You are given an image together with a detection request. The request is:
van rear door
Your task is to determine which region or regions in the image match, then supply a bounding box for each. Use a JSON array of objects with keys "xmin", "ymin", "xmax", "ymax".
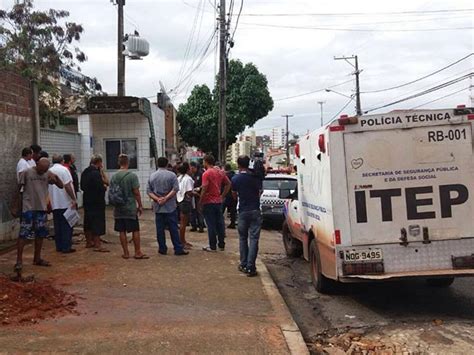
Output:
[{"xmin": 344, "ymin": 123, "xmax": 474, "ymax": 245}]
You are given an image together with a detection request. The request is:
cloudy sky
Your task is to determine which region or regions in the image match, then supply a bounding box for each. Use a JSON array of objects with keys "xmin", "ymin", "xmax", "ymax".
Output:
[{"xmin": 7, "ymin": 0, "xmax": 473, "ymax": 136}]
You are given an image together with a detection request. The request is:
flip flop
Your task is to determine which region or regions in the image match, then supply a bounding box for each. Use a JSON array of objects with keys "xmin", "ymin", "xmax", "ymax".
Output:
[
  {"xmin": 93, "ymin": 248, "xmax": 110, "ymax": 253},
  {"xmin": 33, "ymin": 259, "xmax": 51, "ymax": 267},
  {"xmin": 134, "ymin": 254, "xmax": 150, "ymax": 260}
]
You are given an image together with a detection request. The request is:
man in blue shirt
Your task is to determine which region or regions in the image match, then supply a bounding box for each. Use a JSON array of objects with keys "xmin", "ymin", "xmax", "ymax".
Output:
[
  {"xmin": 147, "ymin": 157, "xmax": 188, "ymax": 256},
  {"xmin": 231, "ymin": 155, "xmax": 263, "ymax": 277}
]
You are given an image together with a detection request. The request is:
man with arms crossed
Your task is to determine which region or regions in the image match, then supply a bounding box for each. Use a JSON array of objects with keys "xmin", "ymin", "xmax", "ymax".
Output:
[{"xmin": 199, "ymin": 155, "xmax": 231, "ymax": 252}]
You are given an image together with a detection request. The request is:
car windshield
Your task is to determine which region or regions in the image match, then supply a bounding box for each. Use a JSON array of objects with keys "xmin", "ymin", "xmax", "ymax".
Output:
[{"xmin": 262, "ymin": 178, "xmax": 297, "ymax": 191}]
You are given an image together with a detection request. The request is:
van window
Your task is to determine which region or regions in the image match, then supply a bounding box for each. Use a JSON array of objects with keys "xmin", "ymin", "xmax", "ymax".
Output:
[{"xmin": 263, "ymin": 179, "xmax": 297, "ymax": 191}]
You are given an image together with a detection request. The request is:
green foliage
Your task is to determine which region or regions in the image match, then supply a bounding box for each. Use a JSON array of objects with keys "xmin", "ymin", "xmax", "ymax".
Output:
[
  {"xmin": 0, "ymin": 1, "xmax": 101, "ymax": 107},
  {"xmin": 177, "ymin": 60, "xmax": 273, "ymax": 156}
]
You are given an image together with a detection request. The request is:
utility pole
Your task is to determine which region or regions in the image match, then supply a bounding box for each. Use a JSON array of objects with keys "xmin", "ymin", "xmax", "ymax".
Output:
[
  {"xmin": 334, "ymin": 55, "xmax": 362, "ymax": 116},
  {"xmin": 117, "ymin": 0, "xmax": 125, "ymax": 96},
  {"xmin": 282, "ymin": 114, "xmax": 293, "ymax": 167},
  {"xmin": 317, "ymin": 101, "xmax": 325, "ymax": 127},
  {"xmin": 218, "ymin": 0, "xmax": 227, "ymax": 163}
]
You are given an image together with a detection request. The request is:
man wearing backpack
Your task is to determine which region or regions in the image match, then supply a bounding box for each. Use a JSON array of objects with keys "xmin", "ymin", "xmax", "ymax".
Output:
[{"xmin": 110, "ymin": 154, "xmax": 147, "ymax": 260}]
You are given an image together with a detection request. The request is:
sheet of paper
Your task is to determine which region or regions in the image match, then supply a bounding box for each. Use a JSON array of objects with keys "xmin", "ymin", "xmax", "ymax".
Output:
[{"xmin": 63, "ymin": 207, "xmax": 80, "ymax": 228}]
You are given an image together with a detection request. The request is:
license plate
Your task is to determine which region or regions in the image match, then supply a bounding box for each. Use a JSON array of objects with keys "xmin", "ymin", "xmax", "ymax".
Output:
[{"xmin": 343, "ymin": 249, "xmax": 383, "ymax": 262}]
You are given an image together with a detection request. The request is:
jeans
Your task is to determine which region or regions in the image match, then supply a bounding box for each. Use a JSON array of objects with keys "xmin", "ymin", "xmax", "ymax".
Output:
[
  {"xmin": 155, "ymin": 210, "xmax": 184, "ymax": 254},
  {"xmin": 202, "ymin": 203, "xmax": 226, "ymax": 250},
  {"xmin": 191, "ymin": 207, "xmax": 205, "ymax": 229},
  {"xmin": 223, "ymin": 198, "xmax": 237, "ymax": 226},
  {"xmin": 238, "ymin": 210, "xmax": 262, "ymax": 272},
  {"xmin": 53, "ymin": 208, "xmax": 73, "ymax": 252}
]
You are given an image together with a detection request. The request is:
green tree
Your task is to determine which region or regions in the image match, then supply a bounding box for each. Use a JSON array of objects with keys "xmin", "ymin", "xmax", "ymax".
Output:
[
  {"xmin": 177, "ymin": 60, "xmax": 273, "ymax": 156},
  {"xmin": 0, "ymin": 0, "xmax": 101, "ymax": 122}
]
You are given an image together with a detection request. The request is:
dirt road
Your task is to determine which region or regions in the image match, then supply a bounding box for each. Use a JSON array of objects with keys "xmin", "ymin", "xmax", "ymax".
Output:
[
  {"xmin": 0, "ymin": 211, "xmax": 293, "ymax": 353},
  {"xmin": 261, "ymin": 228, "xmax": 474, "ymax": 354}
]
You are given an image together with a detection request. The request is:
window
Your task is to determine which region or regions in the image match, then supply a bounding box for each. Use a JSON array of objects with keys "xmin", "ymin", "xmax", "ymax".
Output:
[
  {"xmin": 262, "ymin": 178, "xmax": 297, "ymax": 191},
  {"xmin": 105, "ymin": 139, "xmax": 138, "ymax": 170}
]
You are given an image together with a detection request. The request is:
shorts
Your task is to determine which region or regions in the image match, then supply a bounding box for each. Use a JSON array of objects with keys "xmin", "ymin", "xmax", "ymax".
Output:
[
  {"xmin": 114, "ymin": 218, "xmax": 140, "ymax": 233},
  {"xmin": 179, "ymin": 200, "xmax": 192, "ymax": 215},
  {"xmin": 19, "ymin": 211, "xmax": 49, "ymax": 240},
  {"xmin": 84, "ymin": 208, "xmax": 106, "ymax": 236}
]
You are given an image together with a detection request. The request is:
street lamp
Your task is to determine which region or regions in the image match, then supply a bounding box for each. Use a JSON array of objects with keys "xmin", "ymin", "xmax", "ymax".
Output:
[{"xmin": 325, "ymin": 88, "xmax": 354, "ymax": 100}]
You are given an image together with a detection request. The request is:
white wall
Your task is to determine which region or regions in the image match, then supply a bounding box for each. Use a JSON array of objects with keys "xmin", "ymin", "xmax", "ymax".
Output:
[
  {"xmin": 151, "ymin": 103, "xmax": 165, "ymax": 158},
  {"xmin": 88, "ymin": 113, "xmax": 153, "ymax": 208}
]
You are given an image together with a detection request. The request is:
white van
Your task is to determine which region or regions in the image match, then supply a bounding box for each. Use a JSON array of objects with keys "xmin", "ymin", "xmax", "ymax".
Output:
[{"xmin": 282, "ymin": 107, "xmax": 474, "ymax": 293}]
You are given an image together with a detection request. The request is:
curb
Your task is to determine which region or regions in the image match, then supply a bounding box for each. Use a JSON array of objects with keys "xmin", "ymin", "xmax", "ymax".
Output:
[{"xmin": 257, "ymin": 259, "xmax": 310, "ymax": 355}]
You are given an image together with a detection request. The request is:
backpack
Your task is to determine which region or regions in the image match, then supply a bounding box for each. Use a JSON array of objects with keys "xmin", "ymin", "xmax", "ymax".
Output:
[
  {"xmin": 249, "ymin": 158, "xmax": 266, "ymax": 180},
  {"xmin": 108, "ymin": 172, "xmax": 130, "ymax": 206}
]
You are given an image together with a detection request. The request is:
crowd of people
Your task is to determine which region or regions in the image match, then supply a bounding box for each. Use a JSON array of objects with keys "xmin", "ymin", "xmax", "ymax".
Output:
[{"xmin": 13, "ymin": 145, "xmax": 263, "ymax": 277}]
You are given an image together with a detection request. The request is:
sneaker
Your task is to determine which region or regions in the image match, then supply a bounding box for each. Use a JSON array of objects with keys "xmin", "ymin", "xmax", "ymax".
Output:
[
  {"xmin": 190, "ymin": 228, "xmax": 198, "ymax": 232},
  {"xmin": 198, "ymin": 229, "xmax": 205, "ymax": 233},
  {"xmin": 62, "ymin": 249, "xmax": 76, "ymax": 254},
  {"xmin": 238, "ymin": 265, "xmax": 248, "ymax": 274},
  {"xmin": 246, "ymin": 270, "xmax": 258, "ymax": 277},
  {"xmin": 202, "ymin": 246, "xmax": 217, "ymax": 252},
  {"xmin": 175, "ymin": 250, "xmax": 189, "ymax": 256},
  {"xmin": 218, "ymin": 247, "xmax": 225, "ymax": 251},
  {"xmin": 158, "ymin": 250, "xmax": 167, "ymax": 255}
]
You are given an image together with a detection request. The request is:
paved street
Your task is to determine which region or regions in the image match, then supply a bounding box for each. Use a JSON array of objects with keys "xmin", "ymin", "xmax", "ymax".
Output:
[
  {"xmin": 261, "ymin": 228, "xmax": 474, "ymax": 354},
  {"xmin": 0, "ymin": 211, "xmax": 294, "ymax": 354}
]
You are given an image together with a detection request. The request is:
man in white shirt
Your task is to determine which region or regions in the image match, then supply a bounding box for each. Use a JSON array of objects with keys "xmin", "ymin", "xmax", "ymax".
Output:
[
  {"xmin": 49, "ymin": 154, "xmax": 78, "ymax": 253},
  {"xmin": 16, "ymin": 147, "xmax": 36, "ymax": 182}
]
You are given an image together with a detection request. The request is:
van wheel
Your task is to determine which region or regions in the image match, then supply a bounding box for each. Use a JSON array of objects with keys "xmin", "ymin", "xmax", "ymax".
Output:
[
  {"xmin": 309, "ymin": 239, "xmax": 333, "ymax": 294},
  {"xmin": 282, "ymin": 221, "xmax": 302, "ymax": 257},
  {"xmin": 426, "ymin": 277, "xmax": 455, "ymax": 288}
]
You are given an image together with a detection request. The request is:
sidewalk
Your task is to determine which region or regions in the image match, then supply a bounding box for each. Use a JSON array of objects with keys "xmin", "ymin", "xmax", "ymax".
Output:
[{"xmin": 0, "ymin": 210, "xmax": 301, "ymax": 353}]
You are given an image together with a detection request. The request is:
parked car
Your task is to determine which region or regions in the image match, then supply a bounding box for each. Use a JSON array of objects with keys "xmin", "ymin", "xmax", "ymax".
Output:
[{"xmin": 260, "ymin": 174, "xmax": 297, "ymax": 227}]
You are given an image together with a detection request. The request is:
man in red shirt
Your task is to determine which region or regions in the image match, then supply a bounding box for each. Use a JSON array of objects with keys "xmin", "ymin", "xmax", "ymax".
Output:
[{"xmin": 199, "ymin": 155, "xmax": 231, "ymax": 251}]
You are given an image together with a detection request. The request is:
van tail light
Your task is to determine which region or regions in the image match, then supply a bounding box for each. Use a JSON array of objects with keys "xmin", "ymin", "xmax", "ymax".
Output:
[
  {"xmin": 338, "ymin": 114, "xmax": 358, "ymax": 125},
  {"xmin": 295, "ymin": 143, "xmax": 300, "ymax": 158},
  {"xmin": 468, "ymin": 114, "xmax": 474, "ymax": 120},
  {"xmin": 334, "ymin": 230, "xmax": 341, "ymax": 244},
  {"xmin": 318, "ymin": 134, "xmax": 326, "ymax": 153}
]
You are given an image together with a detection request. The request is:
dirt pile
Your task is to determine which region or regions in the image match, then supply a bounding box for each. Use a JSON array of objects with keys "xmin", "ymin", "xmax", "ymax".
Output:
[{"xmin": 0, "ymin": 275, "xmax": 78, "ymax": 326}]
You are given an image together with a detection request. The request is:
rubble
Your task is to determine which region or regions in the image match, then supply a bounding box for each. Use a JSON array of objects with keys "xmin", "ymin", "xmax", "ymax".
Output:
[{"xmin": 0, "ymin": 274, "xmax": 78, "ymax": 326}]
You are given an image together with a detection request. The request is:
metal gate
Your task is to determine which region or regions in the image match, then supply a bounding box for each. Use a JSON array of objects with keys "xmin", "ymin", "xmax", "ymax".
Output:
[{"xmin": 40, "ymin": 129, "xmax": 82, "ymax": 172}]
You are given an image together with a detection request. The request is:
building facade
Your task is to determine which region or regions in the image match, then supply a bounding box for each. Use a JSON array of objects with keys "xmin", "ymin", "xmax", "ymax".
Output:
[{"xmin": 271, "ymin": 127, "xmax": 286, "ymax": 149}]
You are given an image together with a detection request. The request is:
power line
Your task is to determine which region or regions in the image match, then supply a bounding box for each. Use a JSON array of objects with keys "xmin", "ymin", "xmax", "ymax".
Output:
[
  {"xmin": 366, "ymin": 67, "xmax": 474, "ymax": 109},
  {"xmin": 362, "ymin": 53, "xmax": 473, "ymax": 93},
  {"xmin": 240, "ymin": 9, "xmax": 474, "ymax": 17},
  {"xmin": 330, "ymin": 98, "xmax": 354, "ymax": 121},
  {"xmin": 364, "ymin": 73, "xmax": 473, "ymax": 113},
  {"xmin": 274, "ymin": 78, "xmax": 354, "ymax": 101},
  {"xmin": 239, "ymin": 22, "xmax": 474, "ymax": 32},
  {"xmin": 171, "ymin": 27, "xmax": 218, "ymax": 95},
  {"xmin": 175, "ymin": 0, "xmax": 204, "ymax": 90},
  {"xmin": 409, "ymin": 86, "xmax": 471, "ymax": 109},
  {"xmin": 229, "ymin": 0, "xmax": 244, "ymax": 44}
]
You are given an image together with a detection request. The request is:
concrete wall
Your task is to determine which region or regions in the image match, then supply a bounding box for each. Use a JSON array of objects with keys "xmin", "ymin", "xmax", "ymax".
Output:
[{"xmin": 0, "ymin": 71, "xmax": 34, "ymax": 242}]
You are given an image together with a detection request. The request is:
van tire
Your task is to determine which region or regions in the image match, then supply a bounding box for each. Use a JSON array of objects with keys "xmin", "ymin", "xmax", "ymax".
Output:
[
  {"xmin": 309, "ymin": 239, "xmax": 333, "ymax": 293},
  {"xmin": 426, "ymin": 277, "xmax": 455, "ymax": 288},
  {"xmin": 282, "ymin": 221, "xmax": 302, "ymax": 257}
]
